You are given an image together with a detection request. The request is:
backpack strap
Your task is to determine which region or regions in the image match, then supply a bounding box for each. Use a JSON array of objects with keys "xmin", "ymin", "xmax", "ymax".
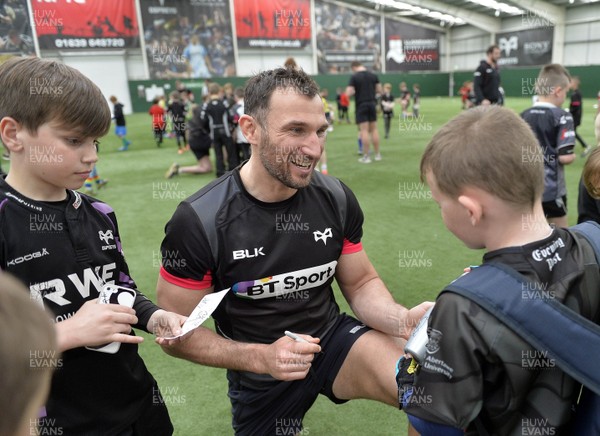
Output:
[
  {"xmin": 571, "ymin": 221, "xmax": 600, "ymax": 262},
  {"xmin": 568, "ymin": 222, "xmax": 600, "ymax": 323},
  {"xmin": 442, "ymin": 261, "xmax": 600, "ymax": 396}
]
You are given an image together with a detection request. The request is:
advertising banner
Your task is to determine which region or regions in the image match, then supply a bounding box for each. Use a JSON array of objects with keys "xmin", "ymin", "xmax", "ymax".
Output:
[
  {"xmin": 496, "ymin": 27, "xmax": 553, "ymax": 68},
  {"xmin": 385, "ymin": 18, "xmax": 440, "ymax": 71},
  {"xmin": 233, "ymin": 0, "xmax": 311, "ymax": 50},
  {"xmin": 32, "ymin": 0, "xmax": 140, "ymax": 51},
  {"xmin": 0, "ymin": 0, "xmax": 35, "ymax": 56},
  {"xmin": 316, "ymin": 0, "xmax": 381, "ymax": 74},
  {"xmin": 140, "ymin": 0, "xmax": 235, "ymax": 79}
]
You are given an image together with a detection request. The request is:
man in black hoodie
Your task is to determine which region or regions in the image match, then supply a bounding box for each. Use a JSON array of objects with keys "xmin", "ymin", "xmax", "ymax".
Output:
[{"xmin": 473, "ymin": 45, "xmax": 501, "ymax": 106}]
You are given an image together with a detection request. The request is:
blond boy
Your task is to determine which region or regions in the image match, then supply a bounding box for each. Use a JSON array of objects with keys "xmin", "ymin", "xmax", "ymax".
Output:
[
  {"xmin": 398, "ymin": 105, "xmax": 595, "ymax": 434},
  {"xmin": 521, "ymin": 64, "xmax": 576, "ymax": 228}
]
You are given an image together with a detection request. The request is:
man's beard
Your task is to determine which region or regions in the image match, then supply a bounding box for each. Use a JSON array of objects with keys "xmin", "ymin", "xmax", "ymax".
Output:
[{"xmin": 258, "ymin": 131, "xmax": 314, "ymax": 190}]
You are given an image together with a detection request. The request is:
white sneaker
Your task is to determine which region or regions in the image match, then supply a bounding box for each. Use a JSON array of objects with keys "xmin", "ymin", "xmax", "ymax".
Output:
[
  {"xmin": 358, "ymin": 155, "xmax": 372, "ymax": 164},
  {"xmin": 374, "ymin": 153, "xmax": 382, "ymax": 161},
  {"xmin": 165, "ymin": 162, "xmax": 180, "ymax": 179}
]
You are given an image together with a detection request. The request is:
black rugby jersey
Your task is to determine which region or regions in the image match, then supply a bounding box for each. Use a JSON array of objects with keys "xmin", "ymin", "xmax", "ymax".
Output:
[
  {"xmin": 473, "ymin": 60, "xmax": 500, "ymax": 104},
  {"xmin": 0, "ymin": 178, "xmax": 160, "ymax": 434},
  {"xmin": 113, "ymin": 102, "xmax": 126, "ymax": 126},
  {"xmin": 406, "ymin": 228, "xmax": 598, "ymax": 434},
  {"xmin": 521, "ymin": 103, "xmax": 575, "ymax": 202},
  {"xmin": 381, "ymin": 92, "xmax": 395, "ymax": 114},
  {"xmin": 201, "ymin": 97, "xmax": 232, "ymax": 139},
  {"xmin": 160, "ymin": 168, "xmax": 363, "ymax": 383},
  {"xmin": 349, "ymin": 70, "xmax": 379, "ymax": 106},
  {"xmin": 569, "ymin": 89, "xmax": 583, "ymax": 127}
]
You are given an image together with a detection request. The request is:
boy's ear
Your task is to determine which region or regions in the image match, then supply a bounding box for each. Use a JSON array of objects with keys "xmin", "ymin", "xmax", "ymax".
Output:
[
  {"xmin": 0, "ymin": 117, "xmax": 24, "ymax": 152},
  {"xmin": 238, "ymin": 114, "xmax": 260, "ymax": 145},
  {"xmin": 554, "ymin": 85, "xmax": 565, "ymax": 97},
  {"xmin": 458, "ymin": 193, "xmax": 483, "ymax": 226}
]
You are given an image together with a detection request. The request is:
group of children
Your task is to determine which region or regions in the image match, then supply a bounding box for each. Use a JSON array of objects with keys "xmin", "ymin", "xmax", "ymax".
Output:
[
  {"xmin": 4, "ymin": 55, "xmax": 600, "ymax": 436},
  {"xmin": 147, "ymin": 91, "xmax": 190, "ymax": 153},
  {"xmin": 164, "ymin": 82, "xmax": 253, "ymax": 179},
  {"xmin": 379, "ymin": 82, "xmax": 421, "ymax": 139},
  {"xmin": 380, "ymin": 82, "xmax": 421, "ymax": 139}
]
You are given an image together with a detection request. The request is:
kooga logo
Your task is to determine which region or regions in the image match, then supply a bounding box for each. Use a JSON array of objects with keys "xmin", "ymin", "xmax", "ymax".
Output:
[{"xmin": 233, "ymin": 247, "xmax": 265, "ymax": 260}]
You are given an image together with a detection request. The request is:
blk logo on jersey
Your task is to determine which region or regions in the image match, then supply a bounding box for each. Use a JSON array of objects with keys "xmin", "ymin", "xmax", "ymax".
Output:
[
  {"xmin": 313, "ymin": 228, "xmax": 332, "ymax": 245},
  {"xmin": 232, "ymin": 247, "xmax": 265, "ymax": 260},
  {"xmin": 99, "ymin": 230, "xmax": 117, "ymax": 251},
  {"xmin": 232, "ymin": 261, "xmax": 337, "ymax": 299}
]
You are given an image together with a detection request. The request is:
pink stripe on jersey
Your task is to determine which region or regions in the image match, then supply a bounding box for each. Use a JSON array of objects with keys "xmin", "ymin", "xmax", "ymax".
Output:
[
  {"xmin": 159, "ymin": 266, "xmax": 212, "ymax": 290},
  {"xmin": 342, "ymin": 239, "xmax": 362, "ymax": 254}
]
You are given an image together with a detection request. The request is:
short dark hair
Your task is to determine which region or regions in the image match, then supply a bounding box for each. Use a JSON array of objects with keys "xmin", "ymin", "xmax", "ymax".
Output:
[
  {"xmin": 0, "ymin": 57, "xmax": 111, "ymax": 137},
  {"xmin": 244, "ymin": 67, "xmax": 319, "ymax": 126},
  {"xmin": 350, "ymin": 61, "xmax": 362, "ymax": 69},
  {"xmin": 486, "ymin": 45, "xmax": 499, "ymax": 55}
]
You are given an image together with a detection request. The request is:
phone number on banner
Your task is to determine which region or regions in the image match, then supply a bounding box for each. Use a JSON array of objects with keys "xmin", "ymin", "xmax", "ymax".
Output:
[{"xmin": 54, "ymin": 38, "xmax": 126, "ymax": 49}]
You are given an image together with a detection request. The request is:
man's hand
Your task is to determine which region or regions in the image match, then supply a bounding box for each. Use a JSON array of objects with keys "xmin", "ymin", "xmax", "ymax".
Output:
[
  {"xmin": 399, "ymin": 302, "xmax": 435, "ymax": 339},
  {"xmin": 261, "ymin": 334, "xmax": 321, "ymax": 381},
  {"xmin": 148, "ymin": 309, "xmax": 187, "ymax": 340},
  {"xmin": 56, "ymin": 299, "xmax": 143, "ymax": 351}
]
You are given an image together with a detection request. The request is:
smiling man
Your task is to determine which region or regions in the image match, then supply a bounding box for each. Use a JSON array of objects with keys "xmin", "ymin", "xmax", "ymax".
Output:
[{"xmin": 156, "ymin": 66, "xmax": 431, "ymax": 435}]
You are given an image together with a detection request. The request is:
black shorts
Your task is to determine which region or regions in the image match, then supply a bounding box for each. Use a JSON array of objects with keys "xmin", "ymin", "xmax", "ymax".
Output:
[
  {"xmin": 356, "ymin": 102, "xmax": 377, "ymax": 124},
  {"xmin": 189, "ymin": 134, "xmax": 211, "ymax": 160},
  {"xmin": 542, "ymin": 195, "xmax": 567, "ymax": 218},
  {"xmin": 227, "ymin": 314, "xmax": 370, "ymax": 436}
]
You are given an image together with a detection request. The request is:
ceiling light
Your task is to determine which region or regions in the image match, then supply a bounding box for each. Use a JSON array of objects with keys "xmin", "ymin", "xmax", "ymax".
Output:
[
  {"xmin": 365, "ymin": 0, "xmax": 465, "ymax": 25},
  {"xmin": 465, "ymin": 0, "xmax": 524, "ymax": 15}
]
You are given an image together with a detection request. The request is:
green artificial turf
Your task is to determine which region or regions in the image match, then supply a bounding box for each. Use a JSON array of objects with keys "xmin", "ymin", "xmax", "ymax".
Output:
[{"xmin": 16, "ymin": 96, "xmax": 597, "ymax": 435}]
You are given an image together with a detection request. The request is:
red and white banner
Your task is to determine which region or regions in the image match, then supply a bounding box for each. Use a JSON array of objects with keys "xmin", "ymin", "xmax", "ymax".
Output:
[
  {"xmin": 234, "ymin": 0, "xmax": 311, "ymax": 50},
  {"xmin": 31, "ymin": 0, "xmax": 140, "ymax": 50}
]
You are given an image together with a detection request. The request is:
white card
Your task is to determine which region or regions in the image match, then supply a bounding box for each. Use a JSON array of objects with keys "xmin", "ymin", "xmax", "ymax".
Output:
[{"xmin": 162, "ymin": 288, "xmax": 230, "ymax": 339}]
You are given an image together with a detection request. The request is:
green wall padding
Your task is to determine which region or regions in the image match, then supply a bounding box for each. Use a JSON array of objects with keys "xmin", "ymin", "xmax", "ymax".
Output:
[{"xmin": 129, "ymin": 66, "xmax": 599, "ymax": 113}]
